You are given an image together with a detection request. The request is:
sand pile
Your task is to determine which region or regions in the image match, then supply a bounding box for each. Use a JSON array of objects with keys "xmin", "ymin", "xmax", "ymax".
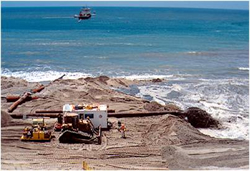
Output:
[
  {"xmin": 1, "ymin": 76, "xmax": 28, "ymax": 89},
  {"xmin": 161, "ymin": 140, "xmax": 249, "ymax": 170},
  {"xmin": 1, "ymin": 76, "xmax": 40, "ymax": 91},
  {"xmin": 143, "ymin": 101, "xmax": 180, "ymax": 112},
  {"xmin": 1, "ymin": 76, "xmax": 149, "ymax": 114},
  {"xmin": 1, "ymin": 110, "xmax": 12, "ymax": 127},
  {"xmin": 143, "ymin": 101, "xmax": 165, "ymax": 111},
  {"xmin": 84, "ymin": 76, "xmax": 136, "ymax": 88},
  {"xmin": 161, "ymin": 145, "xmax": 191, "ymax": 169},
  {"xmin": 143, "ymin": 115, "xmax": 211, "ymax": 146}
]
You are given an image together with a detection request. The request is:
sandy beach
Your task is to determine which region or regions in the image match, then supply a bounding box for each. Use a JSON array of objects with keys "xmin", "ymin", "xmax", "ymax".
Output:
[{"xmin": 1, "ymin": 76, "xmax": 249, "ymax": 170}]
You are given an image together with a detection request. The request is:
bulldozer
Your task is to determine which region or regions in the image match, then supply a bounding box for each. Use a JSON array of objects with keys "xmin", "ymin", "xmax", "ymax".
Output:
[
  {"xmin": 21, "ymin": 118, "xmax": 53, "ymax": 141},
  {"xmin": 58, "ymin": 113, "xmax": 102, "ymax": 144}
]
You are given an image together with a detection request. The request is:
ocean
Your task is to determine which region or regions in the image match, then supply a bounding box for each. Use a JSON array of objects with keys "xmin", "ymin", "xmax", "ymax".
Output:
[{"xmin": 1, "ymin": 7, "xmax": 249, "ymax": 140}]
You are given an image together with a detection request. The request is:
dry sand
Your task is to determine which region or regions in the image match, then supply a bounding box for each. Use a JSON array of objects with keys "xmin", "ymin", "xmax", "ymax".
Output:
[{"xmin": 1, "ymin": 76, "xmax": 249, "ymax": 170}]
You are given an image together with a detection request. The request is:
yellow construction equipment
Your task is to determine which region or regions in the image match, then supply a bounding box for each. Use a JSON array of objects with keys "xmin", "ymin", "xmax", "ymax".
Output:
[{"xmin": 20, "ymin": 118, "xmax": 53, "ymax": 141}]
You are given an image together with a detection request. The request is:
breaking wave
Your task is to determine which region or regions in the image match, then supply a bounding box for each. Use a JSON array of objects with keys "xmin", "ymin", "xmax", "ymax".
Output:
[
  {"xmin": 136, "ymin": 78, "xmax": 249, "ymax": 140},
  {"xmin": 186, "ymin": 51, "xmax": 202, "ymax": 55},
  {"xmin": 238, "ymin": 67, "xmax": 249, "ymax": 71},
  {"xmin": 1, "ymin": 70, "xmax": 179, "ymax": 82},
  {"xmin": 1, "ymin": 69, "xmax": 92, "ymax": 82},
  {"xmin": 1, "ymin": 68, "xmax": 197, "ymax": 83},
  {"xmin": 120, "ymin": 74, "xmax": 173, "ymax": 80},
  {"xmin": 118, "ymin": 73, "xmax": 196, "ymax": 81}
]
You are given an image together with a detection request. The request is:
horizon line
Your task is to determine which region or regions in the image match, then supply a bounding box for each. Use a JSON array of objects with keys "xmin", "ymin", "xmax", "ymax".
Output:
[{"xmin": 1, "ymin": 5, "xmax": 249, "ymax": 11}]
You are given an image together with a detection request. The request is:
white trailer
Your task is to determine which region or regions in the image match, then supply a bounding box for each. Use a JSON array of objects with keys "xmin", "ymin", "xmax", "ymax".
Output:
[{"xmin": 63, "ymin": 104, "xmax": 108, "ymax": 128}]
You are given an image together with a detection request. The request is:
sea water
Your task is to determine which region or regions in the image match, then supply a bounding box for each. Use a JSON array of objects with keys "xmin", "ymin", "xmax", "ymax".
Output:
[{"xmin": 1, "ymin": 7, "xmax": 249, "ymax": 140}]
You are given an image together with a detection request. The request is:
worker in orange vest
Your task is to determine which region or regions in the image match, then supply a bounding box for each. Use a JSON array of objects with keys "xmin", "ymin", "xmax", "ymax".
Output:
[{"xmin": 119, "ymin": 123, "xmax": 126, "ymax": 138}]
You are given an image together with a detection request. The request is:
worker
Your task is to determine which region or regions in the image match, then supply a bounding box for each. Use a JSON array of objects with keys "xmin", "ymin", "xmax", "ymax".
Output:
[
  {"xmin": 117, "ymin": 121, "xmax": 121, "ymax": 130},
  {"xmin": 41, "ymin": 125, "xmax": 45, "ymax": 131},
  {"xmin": 33, "ymin": 128, "xmax": 38, "ymax": 133},
  {"xmin": 37, "ymin": 125, "xmax": 41, "ymax": 131},
  {"xmin": 23, "ymin": 127, "xmax": 28, "ymax": 137},
  {"xmin": 86, "ymin": 116, "xmax": 94, "ymax": 136},
  {"xmin": 27, "ymin": 130, "xmax": 32, "ymax": 138},
  {"xmin": 58, "ymin": 114, "xmax": 63, "ymax": 124},
  {"xmin": 24, "ymin": 127, "xmax": 28, "ymax": 132},
  {"xmin": 86, "ymin": 116, "xmax": 94, "ymax": 127},
  {"xmin": 119, "ymin": 123, "xmax": 126, "ymax": 138}
]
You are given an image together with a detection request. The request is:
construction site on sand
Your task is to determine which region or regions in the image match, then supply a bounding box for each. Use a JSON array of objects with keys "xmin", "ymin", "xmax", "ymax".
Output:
[{"xmin": 1, "ymin": 75, "xmax": 249, "ymax": 170}]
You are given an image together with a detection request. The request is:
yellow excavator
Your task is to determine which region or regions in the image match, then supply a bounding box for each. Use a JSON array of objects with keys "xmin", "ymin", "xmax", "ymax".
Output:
[{"xmin": 21, "ymin": 118, "xmax": 53, "ymax": 141}]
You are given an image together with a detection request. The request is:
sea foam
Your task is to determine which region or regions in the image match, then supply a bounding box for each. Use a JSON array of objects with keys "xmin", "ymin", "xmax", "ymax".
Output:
[
  {"xmin": 1, "ymin": 70, "xmax": 92, "ymax": 82},
  {"xmin": 120, "ymin": 74, "xmax": 173, "ymax": 80},
  {"xmin": 238, "ymin": 67, "xmax": 249, "ymax": 71},
  {"xmin": 1, "ymin": 69, "xmax": 192, "ymax": 83},
  {"xmin": 136, "ymin": 78, "xmax": 249, "ymax": 140}
]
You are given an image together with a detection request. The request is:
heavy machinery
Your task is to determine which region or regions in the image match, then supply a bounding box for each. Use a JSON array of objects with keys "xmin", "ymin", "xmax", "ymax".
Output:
[
  {"xmin": 21, "ymin": 118, "xmax": 53, "ymax": 141},
  {"xmin": 58, "ymin": 113, "xmax": 102, "ymax": 144}
]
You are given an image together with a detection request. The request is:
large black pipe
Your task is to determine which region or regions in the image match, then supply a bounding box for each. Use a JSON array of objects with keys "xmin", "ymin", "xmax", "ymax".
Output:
[
  {"xmin": 108, "ymin": 111, "xmax": 184, "ymax": 118},
  {"xmin": 11, "ymin": 110, "xmax": 183, "ymax": 119}
]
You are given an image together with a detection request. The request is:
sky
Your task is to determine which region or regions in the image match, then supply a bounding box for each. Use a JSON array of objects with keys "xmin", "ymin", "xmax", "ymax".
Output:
[{"xmin": 1, "ymin": 1, "xmax": 249, "ymax": 10}]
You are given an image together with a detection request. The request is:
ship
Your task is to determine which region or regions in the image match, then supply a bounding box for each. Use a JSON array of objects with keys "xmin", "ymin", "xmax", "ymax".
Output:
[{"xmin": 74, "ymin": 7, "xmax": 95, "ymax": 22}]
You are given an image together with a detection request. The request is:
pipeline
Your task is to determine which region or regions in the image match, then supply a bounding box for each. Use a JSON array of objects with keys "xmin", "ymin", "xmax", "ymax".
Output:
[
  {"xmin": 8, "ymin": 92, "xmax": 31, "ymax": 113},
  {"xmin": 35, "ymin": 109, "xmax": 116, "ymax": 113},
  {"xmin": 10, "ymin": 113, "xmax": 60, "ymax": 119},
  {"xmin": 52, "ymin": 74, "xmax": 66, "ymax": 83},
  {"xmin": 36, "ymin": 110, "xmax": 63, "ymax": 113},
  {"xmin": 6, "ymin": 95, "xmax": 39, "ymax": 102},
  {"xmin": 108, "ymin": 110, "xmax": 184, "ymax": 118},
  {"xmin": 10, "ymin": 110, "xmax": 183, "ymax": 119},
  {"xmin": 6, "ymin": 74, "xmax": 65, "ymax": 113},
  {"xmin": 31, "ymin": 85, "xmax": 45, "ymax": 93}
]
